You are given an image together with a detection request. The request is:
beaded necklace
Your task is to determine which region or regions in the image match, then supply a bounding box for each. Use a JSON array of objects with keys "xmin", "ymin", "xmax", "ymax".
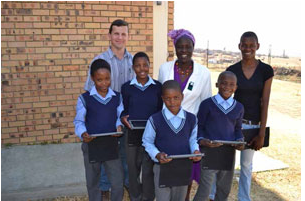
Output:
[{"xmin": 174, "ymin": 61, "xmax": 193, "ymax": 78}]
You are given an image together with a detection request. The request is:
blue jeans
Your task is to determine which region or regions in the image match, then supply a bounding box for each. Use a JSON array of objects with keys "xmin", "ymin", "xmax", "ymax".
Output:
[
  {"xmin": 209, "ymin": 123, "xmax": 259, "ymax": 201},
  {"xmin": 100, "ymin": 134, "xmax": 129, "ymax": 191},
  {"xmin": 238, "ymin": 124, "xmax": 259, "ymax": 201}
]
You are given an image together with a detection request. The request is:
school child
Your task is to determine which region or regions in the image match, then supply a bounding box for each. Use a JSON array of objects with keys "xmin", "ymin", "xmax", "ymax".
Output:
[
  {"xmin": 193, "ymin": 71, "xmax": 245, "ymax": 201},
  {"xmin": 73, "ymin": 59, "xmax": 124, "ymax": 201},
  {"xmin": 120, "ymin": 52, "xmax": 163, "ymax": 201},
  {"xmin": 142, "ymin": 80, "xmax": 202, "ymax": 201}
]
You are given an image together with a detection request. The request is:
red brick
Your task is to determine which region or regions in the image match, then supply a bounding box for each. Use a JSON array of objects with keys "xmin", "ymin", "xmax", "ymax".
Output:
[
  {"xmin": 132, "ymin": 1, "xmax": 146, "ymax": 6},
  {"xmin": 108, "ymin": 5, "xmax": 123, "ymax": 11},
  {"xmin": 47, "ymin": 78, "xmax": 63, "ymax": 84},
  {"xmin": 50, "ymin": 9, "xmax": 66, "ymax": 15},
  {"xmin": 77, "ymin": 16, "xmax": 92, "ymax": 22},
  {"xmin": 44, "ymin": 41, "xmax": 61, "ymax": 47},
  {"xmin": 19, "ymin": 126, "xmax": 35, "ymax": 132},
  {"xmin": 37, "ymin": 135, "xmax": 53, "ymax": 141},
  {"xmin": 58, "ymin": 4, "xmax": 75, "ymax": 9},
  {"xmin": 75, "ymin": 4, "xmax": 92, "ymax": 10},
  {"xmin": 1, "ymin": 134, "xmax": 10, "ymax": 139},
  {"xmin": 57, "ymin": 94, "xmax": 73, "ymax": 101},
  {"xmin": 61, "ymin": 138, "xmax": 77, "ymax": 143},
  {"xmin": 54, "ymin": 60, "xmax": 71, "ymax": 65},
  {"xmin": 2, "ymin": 138, "xmax": 20, "ymax": 144},
  {"xmin": 2, "ymin": 2, "xmax": 22, "ymax": 9},
  {"xmin": 1, "ymin": 22, "xmax": 14, "ymax": 28},
  {"xmin": 84, "ymin": 10, "xmax": 100, "ymax": 16},
  {"xmin": 1, "ymin": 36, "xmax": 15, "ymax": 41},
  {"xmin": 44, "ymin": 29, "xmax": 60, "ymax": 35},
  {"xmin": 22, "ymin": 2, "xmax": 41, "ymax": 9},
  {"xmin": 24, "ymin": 29, "xmax": 42, "ymax": 34},
  {"xmin": 2, "ymin": 127, "xmax": 18, "ymax": 134},
  {"xmin": 32, "ymin": 9, "xmax": 50, "ymax": 15},
  {"xmin": 67, "ymin": 23, "xmax": 84, "ymax": 28},
  {"xmin": 20, "ymin": 137, "xmax": 36, "ymax": 143},
  {"xmin": 68, "ymin": 35, "xmax": 84, "ymax": 40},
  {"xmin": 17, "ymin": 114, "xmax": 34, "ymax": 121},
  {"xmin": 92, "ymin": 5, "xmax": 108, "ymax": 10},
  {"xmin": 55, "ymin": 72, "xmax": 71, "ymax": 77},
  {"xmin": 45, "ymin": 129, "xmax": 60, "ymax": 135},
  {"xmin": 60, "ymin": 29, "xmax": 77, "ymax": 34},
  {"xmin": 33, "ymin": 102, "xmax": 49, "ymax": 108},
  {"xmin": 33, "ymin": 22, "xmax": 50, "ymax": 28},
  {"xmin": 23, "ymin": 16, "xmax": 41, "ymax": 22},
  {"xmin": 3, "ymin": 16, "xmax": 23, "ymax": 22},
  {"xmin": 52, "ymin": 35, "xmax": 68, "ymax": 40},
  {"xmin": 23, "ymin": 96, "xmax": 40, "ymax": 103},
  {"xmin": 8, "ymin": 41, "xmax": 25, "ymax": 47},
  {"xmin": 46, "ymin": 54, "xmax": 62, "ymax": 59},
  {"xmin": 85, "ymin": 23, "xmax": 101, "ymax": 29},
  {"xmin": 2, "ymin": 116, "xmax": 17, "ymax": 122},
  {"xmin": 35, "ymin": 47, "xmax": 52, "ymax": 54},
  {"xmin": 9, "ymin": 121, "xmax": 26, "ymax": 127}
]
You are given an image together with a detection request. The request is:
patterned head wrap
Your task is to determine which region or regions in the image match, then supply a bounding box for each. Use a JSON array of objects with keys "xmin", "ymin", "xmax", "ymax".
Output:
[{"xmin": 168, "ymin": 29, "xmax": 195, "ymax": 46}]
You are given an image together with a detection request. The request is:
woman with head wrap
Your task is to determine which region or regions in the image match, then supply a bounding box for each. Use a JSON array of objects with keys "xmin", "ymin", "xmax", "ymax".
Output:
[{"xmin": 158, "ymin": 29, "xmax": 212, "ymax": 200}]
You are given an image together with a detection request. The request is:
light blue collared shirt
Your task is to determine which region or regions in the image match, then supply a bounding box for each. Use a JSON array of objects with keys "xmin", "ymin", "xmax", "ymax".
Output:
[
  {"xmin": 84, "ymin": 47, "xmax": 134, "ymax": 92},
  {"xmin": 142, "ymin": 107, "xmax": 199, "ymax": 162},
  {"xmin": 214, "ymin": 93, "xmax": 234, "ymax": 110},
  {"xmin": 73, "ymin": 87, "xmax": 123, "ymax": 140},
  {"xmin": 130, "ymin": 75, "xmax": 156, "ymax": 88}
]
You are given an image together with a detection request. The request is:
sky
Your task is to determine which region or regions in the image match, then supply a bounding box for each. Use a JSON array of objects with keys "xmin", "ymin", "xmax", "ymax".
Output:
[{"xmin": 174, "ymin": 0, "xmax": 302, "ymax": 57}]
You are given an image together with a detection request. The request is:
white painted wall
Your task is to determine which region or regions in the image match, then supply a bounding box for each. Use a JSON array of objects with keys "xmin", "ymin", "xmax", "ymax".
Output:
[{"xmin": 153, "ymin": 1, "xmax": 168, "ymax": 79}]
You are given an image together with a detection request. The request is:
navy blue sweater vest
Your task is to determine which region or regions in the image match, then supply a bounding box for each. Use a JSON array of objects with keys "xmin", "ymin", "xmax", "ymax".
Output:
[
  {"xmin": 121, "ymin": 80, "xmax": 163, "ymax": 120},
  {"xmin": 150, "ymin": 110, "xmax": 196, "ymax": 155},
  {"xmin": 197, "ymin": 97, "xmax": 244, "ymax": 141},
  {"xmin": 81, "ymin": 91, "xmax": 120, "ymax": 134}
]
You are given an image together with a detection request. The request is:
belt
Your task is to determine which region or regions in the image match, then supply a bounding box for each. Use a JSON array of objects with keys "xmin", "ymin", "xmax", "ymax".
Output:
[{"xmin": 242, "ymin": 119, "xmax": 260, "ymax": 125}]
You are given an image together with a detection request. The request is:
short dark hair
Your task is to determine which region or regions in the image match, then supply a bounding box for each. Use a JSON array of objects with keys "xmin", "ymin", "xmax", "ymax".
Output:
[
  {"xmin": 90, "ymin": 59, "xmax": 111, "ymax": 77},
  {"xmin": 162, "ymin": 80, "xmax": 182, "ymax": 95},
  {"xmin": 109, "ymin": 19, "xmax": 129, "ymax": 34},
  {"xmin": 240, "ymin": 31, "xmax": 259, "ymax": 43},
  {"xmin": 132, "ymin": 52, "xmax": 150, "ymax": 65},
  {"xmin": 218, "ymin": 71, "xmax": 237, "ymax": 83}
]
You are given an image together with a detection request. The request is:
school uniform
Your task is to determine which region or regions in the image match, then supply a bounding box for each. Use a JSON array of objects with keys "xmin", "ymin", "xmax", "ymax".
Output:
[
  {"xmin": 73, "ymin": 87, "xmax": 124, "ymax": 201},
  {"xmin": 121, "ymin": 76, "xmax": 163, "ymax": 201},
  {"xmin": 84, "ymin": 47, "xmax": 134, "ymax": 191},
  {"xmin": 193, "ymin": 94, "xmax": 244, "ymax": 201},
  {"xmin": 142, "ymin": 107, "xmax": 199, "ymax": 201}
]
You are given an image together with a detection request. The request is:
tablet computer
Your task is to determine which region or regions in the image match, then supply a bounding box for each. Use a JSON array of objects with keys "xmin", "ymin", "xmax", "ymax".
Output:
[
  {"xmin": 166, "ymin": 153, "xmax": 205, "ymax": 159},
  {"xmin": 200, "ymin": 145, "xmax": 236, "ymax": 170},
  {"xmin": 90, "ymin": 131, "xmax": 123, "ymax": 137},
  {"xmin": 211, "ymin": 140, "xmax": 246, "ymax": 145},
  {"xmin": 242, "ymin": 127, "xmax": 270, "ymax": 149},
  {"xmin": 159, "ymin": 158, "xmax": 193, "ymax": 187},
  {"xmin": 88, "ymin": 136, "xmax": 119, "ymax": 163},
  {"xmin": 129, "ymin": 120, "xmax": 147, "ymax": 130}
]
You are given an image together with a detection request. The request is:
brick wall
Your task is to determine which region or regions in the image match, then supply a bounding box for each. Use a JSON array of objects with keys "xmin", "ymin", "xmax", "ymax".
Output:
[{"xmin": 1, "ymin": 1, "xmax": 174, "ymax": 145}]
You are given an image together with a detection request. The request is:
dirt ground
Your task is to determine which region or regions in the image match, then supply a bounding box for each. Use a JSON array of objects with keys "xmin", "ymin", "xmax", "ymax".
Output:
[{"xmin": 50, "ymin": 70, "xmax": 301, "ymax": 201}]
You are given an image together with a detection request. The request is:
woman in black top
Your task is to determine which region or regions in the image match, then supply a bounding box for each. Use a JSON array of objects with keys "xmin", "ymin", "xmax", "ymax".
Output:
[{"xmin": 227, "ymin": 32, "xmax": 274, "ymax": 201}]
